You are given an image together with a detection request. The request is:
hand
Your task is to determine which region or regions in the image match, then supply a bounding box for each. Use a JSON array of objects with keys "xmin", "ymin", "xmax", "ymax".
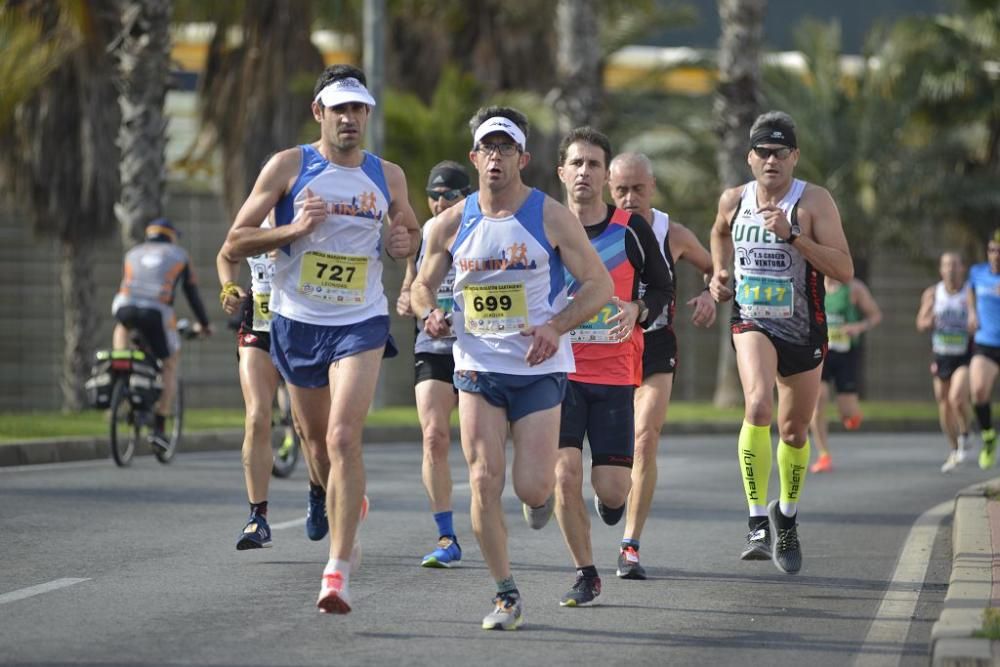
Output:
[
  {"xmin": 521, "ymin": 321, "xmax": 560, "ymax": 366},
  {"xmin": 709, "ymin": 269, "xmax": 734, "ymax": 302},
  {"xmin": 386, "ymin": 220, "xmax": 412, "ymax": 259},
  {"xmin": 606, "ymin": 296, "xmax": 638, "ymax": 342},
  {"xmin": 221, "ymin": 286, "xmax": 246, "ymax": 315},
  {"xmin": 687, "ymin": 290, "xmax": 717, "ymax": 327},
  {"xmin": 396, "ymin": 289, "xmax": 413, "ymax": 317},
  {"xmin": 424, "ymin": 308, "xmax": 452, "ymax": 338},
  {"xmin": 841, "ymin": 322, "xmax": 868, "ymax": 337},
  {"xmin": 296, "ymin": 187, "xmax": 327, "ymax": 235},
  {"xmin": 757, "ymin": 197, "xmax": 794, "ymax": 241}
]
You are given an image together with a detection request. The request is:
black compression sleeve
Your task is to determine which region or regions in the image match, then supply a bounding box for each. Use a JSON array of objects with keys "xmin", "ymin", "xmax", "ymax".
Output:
[{"xmin": 625, "ymin": 214, "xmax": 673, "ymax": 329}]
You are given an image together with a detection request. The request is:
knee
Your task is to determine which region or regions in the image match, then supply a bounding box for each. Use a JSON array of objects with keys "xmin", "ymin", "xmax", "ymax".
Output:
[
  {"xmin": 422, "ymin": 425, "xmax": 451, "ymax": 461},
  {"xmin": 468, "ymin": 461, "xmax": 503, "ymax": 499},
  {"xmin": 631, "ymin": 439, "xmax": 658, "ymax": 473},
  {"xmin": 744, "ymin": 396, "xmax": 772, "ymax": 425},
  {"xmin": 326, "ymin": 423, "xmax": 363, "ymax": 460},
  {"xmin": 594, "ymin": 474, "xmax": 630, "ymax": 508},
  {"xmin": 244, "ymin": 405, "xmax": 272, "ymax": 440},
  {"xmin": 779, "ymin": 419, "xmax": 809, "ymax": 445},
  {"xmin": 554, "ymin": 459, "xmax": 583, "ymax": 498}
]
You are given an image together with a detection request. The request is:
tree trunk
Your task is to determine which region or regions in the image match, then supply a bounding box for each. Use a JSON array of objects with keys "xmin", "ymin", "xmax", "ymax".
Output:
[
  {"xmin": 60, "ymin": 239, "xmax": 99, "ymax": 411},
  {"xmin": 712, "ymin": 0, "xmax": 766, "ymax": 408},
  {"xmin": 115, "ymin": 0, "xmax": 172, "ymax": 249},
  {"xmin": 551, "ymin": 0, "xmax": 601, "ymax": 132}
]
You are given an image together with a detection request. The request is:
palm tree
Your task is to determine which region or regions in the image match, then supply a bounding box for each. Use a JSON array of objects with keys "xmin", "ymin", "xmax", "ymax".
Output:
[
  {"xmin": 712, "ymin": 0, "xmax": 766, "ymax": 407},
  {"xmin": 114, "ymin": 0, "xmax": 173, "ymax": 247},
  {"xmin": 0, "ymin": 0, "xmax": 121, "ymax": 410}
]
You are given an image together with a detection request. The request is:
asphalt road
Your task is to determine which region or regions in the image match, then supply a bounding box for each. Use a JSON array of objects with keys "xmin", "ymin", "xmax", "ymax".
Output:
[{"xmin": 1, "ymin": 431, "xmax": 995, "ymax": 666}]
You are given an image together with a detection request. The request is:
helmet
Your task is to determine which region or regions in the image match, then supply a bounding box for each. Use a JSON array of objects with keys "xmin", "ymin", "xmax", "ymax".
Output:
[{"xmin": 145, "ymin": 218, "xmax": 178, "ymax": 242}]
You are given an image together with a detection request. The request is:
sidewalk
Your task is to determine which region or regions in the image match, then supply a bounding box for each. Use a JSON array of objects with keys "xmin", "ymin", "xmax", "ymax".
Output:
[{"xmin": 932, "ymin": 480, "xmax": 1000, "ymax": 666}]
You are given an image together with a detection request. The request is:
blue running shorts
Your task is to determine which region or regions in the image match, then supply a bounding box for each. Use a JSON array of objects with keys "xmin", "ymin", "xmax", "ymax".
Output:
[
  {"xmin": 453, "ymin": 370, "xmax": 567, "ymax": 422},
  {"xmin": 270, "ymin": 314, "xmax": 398, "ymax": 388}
]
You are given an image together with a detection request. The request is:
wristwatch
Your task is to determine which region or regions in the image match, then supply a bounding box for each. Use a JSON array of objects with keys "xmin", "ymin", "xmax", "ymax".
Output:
[
  {"xmin": 786, "ymin": 230, "xmax": 800, "ymax": 245},
  {"xmin": 420, "ymin": 307, "xmax": 435, "ymax": 322},
  {"xmin": 633, "ymin": 299, "xmax": 649, "ymax": 323}
]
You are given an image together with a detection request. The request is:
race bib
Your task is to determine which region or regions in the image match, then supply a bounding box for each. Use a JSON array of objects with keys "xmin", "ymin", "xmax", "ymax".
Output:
[
  {"xmin": 252, "ymin": 292, "xmax": 272, "ymax": 332},
  {"xmin": 463, "ymin": 282, "xmax": 528, "ymax": 335},
  {"xmin": 933, "ymin": 331, "xmax": 969, "ymax": 356},
  {"xmin": 737, "ymin": 274, "xmax": 794, "ymax": 319},
  {"xmin": 298, "ymin": 251, "xmax": 368, "ymax": 305},
  {"xmin": 827, "ymin": 325, "xmax": 851, "ymax": 352},
  {"xmin": 569, "ymin": 300, "xmax": 619, "ymax": 344}
]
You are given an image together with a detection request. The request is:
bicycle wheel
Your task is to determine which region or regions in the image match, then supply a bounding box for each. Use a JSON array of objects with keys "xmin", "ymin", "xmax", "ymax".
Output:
[
  {"xmin": 109, "ymin": 377, "xmax": 138, "ymax": 467},
  {"xmin": 271, "ymin": 386, "xmax": 299, "ymax": 478},
  {"xmin": 155, "ymin": 378, "xmax": 183, "ymax": 464}
]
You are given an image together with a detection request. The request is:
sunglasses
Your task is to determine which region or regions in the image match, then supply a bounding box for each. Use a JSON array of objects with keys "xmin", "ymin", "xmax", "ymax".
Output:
[
  {"xmin": 752, "ymin": 146, "xmax": 794, "ymax": 160},
  {"xmin": 426, "ymin": 188, "xmax": 466, "ymax": 201}
]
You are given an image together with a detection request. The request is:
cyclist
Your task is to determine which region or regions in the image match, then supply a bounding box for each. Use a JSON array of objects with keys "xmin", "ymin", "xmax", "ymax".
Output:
[
  {"xmin": 218, "ymin": 216, "xmax": 324, "ymax": 550},
  {"xmin": 396, "ymin": 161, "xmax": 473, "ymax": 568},
  {"xmin": 111, "ymin": 218, "xmax": 212, "ymax": 449}
]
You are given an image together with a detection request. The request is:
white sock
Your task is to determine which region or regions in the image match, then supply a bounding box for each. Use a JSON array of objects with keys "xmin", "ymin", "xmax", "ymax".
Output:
[
  {"xmin": 324, "ymin": 558, "xmax": 352, "ymax": 584},
  {"xmin": 779, "ymin": 502, "xmax": 798, "ymax": 518}
]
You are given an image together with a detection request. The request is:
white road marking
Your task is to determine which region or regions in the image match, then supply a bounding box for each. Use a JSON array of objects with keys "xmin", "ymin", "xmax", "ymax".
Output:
[
  {"xmin": 853, "ymin": 499, "xmax": 952, "ymax": 667},
  {"xmin": 270, "ymin": 517, "xmax": 306, "ymax": 531},
  {"xmin": 0, "ymin": 578, "xmax": 90, "ymax": 605}
]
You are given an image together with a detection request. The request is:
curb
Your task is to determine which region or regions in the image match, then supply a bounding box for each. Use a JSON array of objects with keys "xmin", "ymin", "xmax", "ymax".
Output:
[{"xmin": 931, "ymin": 481, "xmax": 1000, "ymax": 666}]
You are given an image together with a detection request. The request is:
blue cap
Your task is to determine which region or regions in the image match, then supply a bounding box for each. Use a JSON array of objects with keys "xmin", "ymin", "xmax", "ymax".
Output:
[{"xmin": 145, "ymin": 217, "xmax": 179, "ymax": 241}]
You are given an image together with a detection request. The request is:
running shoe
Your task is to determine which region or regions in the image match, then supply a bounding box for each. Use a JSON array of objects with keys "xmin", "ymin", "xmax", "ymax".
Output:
[
  {"xmin": 236, "ymin": 513, "xmax": 272, "ymax": 550},
  {"xmin": 616, "ymin": 545, "xmax": 647, "ymax": 580},
  {"xmin": 740, "ymin": 523, "xmax": 771, "ymax": 561},
  {"xmin": 149, "ymin": 429, "xmax": 170, "ymax": 453},
  {"xmin": 421, "ymin": 536, "xmax": 462, "ymax": 568},
  {"xmin": 809, "ymin": 453, "xmax": 832, "ymax": 474},
  {"xmin": 842, "ymin": 414, "xmax": 862, "ymax": 430},
  {"xmin": 559, "ymin": 574, "xmax": 601, "ymax": 607},
  {"xmin": 767, "ymin": 500, "xmax": 802, "ymax": 574},
  {"xmin": 980, "ymin": 429, "xmax": 997, "ymax": 470},
  {"xmin": 482, "ymin": 592, "xmax": 523, "ymax": 630},
  {"xmin": 940, "ymin": 451, "xmax": 960, "ymax": 474},
  {"xmin": 306, "ymin": 487, "xmax": 328, "ymax": 541},
  {"xmin": 593, "ymin": 494, "xmax": 626, "ymax": 526},
  {"xmin": 522, "ymin": 495, "xmax": 555, "ymax": 530},
  {"xmin": 316, "ymin": 571, "xmax": 351, "ymax": 614}
]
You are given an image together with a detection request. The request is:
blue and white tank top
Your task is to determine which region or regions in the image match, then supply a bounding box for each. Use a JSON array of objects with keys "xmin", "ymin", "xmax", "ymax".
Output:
[
  {"xmin": 414, "ymin": 216, "xmax": 456, "ymax": 355},
  {"xmin": 449, "ymin": 189, "xmax": 575, "ymax": 375},
  {"xmin": 269, "ymin": 145, "xmax": 391, "ymax": 326},
  {"xmin": 969, "ymin": 262, "xmax": 1000, "ymax": 347},
  {"xmin": 932, "ymin": 281, "xmax": 970, "ymax": 356},
  {"xmin": 732, "ymin": 179, "xmax": 826, "ymax": 347}
]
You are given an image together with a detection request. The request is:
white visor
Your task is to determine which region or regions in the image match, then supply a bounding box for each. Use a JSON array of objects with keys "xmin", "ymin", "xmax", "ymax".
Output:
[
  {"xmin": 472, "ymin": 116, "xmax": 526, "ymax": 151},
  {"xmin": 314, "ymin": 77, "xmax": 377, "ymax": 108}
]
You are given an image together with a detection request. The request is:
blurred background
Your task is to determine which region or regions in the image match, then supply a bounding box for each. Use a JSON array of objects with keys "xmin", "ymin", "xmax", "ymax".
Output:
[{"xmin": 0, "ymin": 0, "xmax": 997, "ymax": 413}]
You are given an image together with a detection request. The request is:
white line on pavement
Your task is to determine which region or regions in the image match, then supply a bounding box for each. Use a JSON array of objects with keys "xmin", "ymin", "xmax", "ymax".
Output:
[
  {"xmin": 0, "ymin": 578, "xmax": 90, "ymax": 605},
  {"xmin": 853, "ymin": 499, "xmax": 952, "ymax": 667},
  {"xmin": 270, "ymin": 517, "xmax": 306, "ymax": 531}
]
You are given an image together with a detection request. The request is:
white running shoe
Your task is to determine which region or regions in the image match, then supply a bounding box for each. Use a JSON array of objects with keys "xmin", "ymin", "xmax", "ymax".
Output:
[{"xmin": 941, "ymin": 451, "xmax": 960, "ymax": 473}]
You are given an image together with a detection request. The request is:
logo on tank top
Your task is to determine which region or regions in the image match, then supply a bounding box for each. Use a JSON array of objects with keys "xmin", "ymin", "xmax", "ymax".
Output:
[
  {"xmin": 456, "ymin": 242, "xmax": 537, "ymax": 272},
  {"xmin": 325, "ymin": 191, "xmax": 384, "ymax": 221},
  {"xmin": 736, "ymin": 247, "xmax": 792, "ymax": 273}
]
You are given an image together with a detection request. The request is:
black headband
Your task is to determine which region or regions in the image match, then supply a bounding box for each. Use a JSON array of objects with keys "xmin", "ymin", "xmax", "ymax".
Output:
[{"xmin": 750, "ymin": 125, "xmax": 797, "ymax": 149}]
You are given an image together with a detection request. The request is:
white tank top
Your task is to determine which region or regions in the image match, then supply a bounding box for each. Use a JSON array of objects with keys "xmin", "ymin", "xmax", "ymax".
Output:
[
  {"xmin": 932, "ymin": 281, "xmax": 970, "ymax": 356},
  {"xmin": 732, "ymin": 179, "xmax": 824, "ymax": 346},
  {"xmin": 414, "ymin": 216, "xmax": 456, "ymax": 355},
  {"xmin": 245, "ymin": 221, "xmax": 275, "ymax": 332},
  {"xmin": 450, "ymin": 189, "xmax": 575, "ymax": 375},
  {"xmin": 269, "ymin": 146, "xmax": 391, "ymax": 326}
]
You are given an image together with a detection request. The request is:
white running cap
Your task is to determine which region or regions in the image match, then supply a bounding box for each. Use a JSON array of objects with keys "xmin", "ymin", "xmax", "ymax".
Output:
[
  {"xmin": 472, "ymin": 116, "xmax": 526, "ymax": 151},
  {"xmin": 314, "ymin": 77, "xmax": 377, "ymax": 108}
]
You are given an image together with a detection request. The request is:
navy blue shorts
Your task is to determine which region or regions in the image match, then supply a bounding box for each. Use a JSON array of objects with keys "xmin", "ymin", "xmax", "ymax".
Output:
[
  {"xmin": 453, "ymin": 370, "xmax": 566, "ymax": 422},
  {"xmin": 270, "ymin": 314, "xmax": 397, "ymax": 389},
  {"xmin": 559, "ymin": 381, "xmax": 635, "ymax": 468}
]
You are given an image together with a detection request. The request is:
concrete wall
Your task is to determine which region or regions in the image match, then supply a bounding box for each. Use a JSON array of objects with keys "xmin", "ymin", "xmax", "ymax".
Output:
[{"xmin": 0, "ymin": 189, "xmax": 938, "ymax": 411}]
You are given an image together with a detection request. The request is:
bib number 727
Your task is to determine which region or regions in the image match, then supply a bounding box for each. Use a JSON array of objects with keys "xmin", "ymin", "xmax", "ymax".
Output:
[{"xmin": 298, "ymin": 251, "xmax": 368, "ymax": 305}]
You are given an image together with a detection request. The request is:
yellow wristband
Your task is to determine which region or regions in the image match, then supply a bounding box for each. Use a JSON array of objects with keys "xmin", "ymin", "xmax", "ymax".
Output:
[{"xmin": 220, "ymin": 282, "xmax": 241, "ymax": 306}]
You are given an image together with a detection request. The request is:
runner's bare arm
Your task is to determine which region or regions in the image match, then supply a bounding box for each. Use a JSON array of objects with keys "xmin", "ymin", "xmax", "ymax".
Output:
[
  {"xmin": 792, "ymin": 185, "xmax": 854, "ymax": 283},
  {"xmin": 968, "ymin": 283, "xmax": 980, "ymax": 333},
  {"xmin": 671, "ymin": 221, "xmax": 716, "ymax": 326},
  {"xmin": 915, "ymin": 285, "xmax": 936, "ymax": 332},
  {"xmin": 543, "ymin": 199, "xmax": 614, "ymax": 335},
  {"xmin": 709, "ymin": 187, "xmax": 741, "ymax": 302},
  {"xmin": 843, "ymin": 279, "xmax": 882, "ymax": 337},
  {"xmin": 396, "ymin": 254, "xmax": 418, "ymax": 317},
  {"xmin": 383, "ymin": 161, "xmax": 421, "ymax": 259},
  {"xmin": 411, "ymin": 207, "xmax": 460, "ymax": 337},
  {"xmin": 220, "ymin": 149, "xmax": 321, "ymax": 261}
]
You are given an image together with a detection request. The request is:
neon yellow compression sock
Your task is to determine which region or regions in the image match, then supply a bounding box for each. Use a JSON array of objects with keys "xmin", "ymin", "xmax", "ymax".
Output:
[
  {"xmin": 777, "ymin": 438, "xmax": 810, "ymax": 517},
  {"xmin": 738, "ymin": 421, "xmax": 771, "ymax": 516}
]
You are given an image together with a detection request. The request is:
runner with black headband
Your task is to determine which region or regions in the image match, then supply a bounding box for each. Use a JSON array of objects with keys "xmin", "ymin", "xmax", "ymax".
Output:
[
  {"xmin": 709, "ymin": 110, "xmax": 853, "ymax": 574},
  {"xmin": 396, "ymin": 161, "xmax": 473, "ymax": 568}
]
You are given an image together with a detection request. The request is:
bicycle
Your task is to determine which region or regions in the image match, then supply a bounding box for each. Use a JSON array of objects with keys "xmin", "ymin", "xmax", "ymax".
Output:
[
  {"xmin": 271, "ymin": 381, "xmax": 301, "ymax": 477},
  {"xmin": 89, "ymin": 319, "xmax": 196, "ymax": 467}
]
